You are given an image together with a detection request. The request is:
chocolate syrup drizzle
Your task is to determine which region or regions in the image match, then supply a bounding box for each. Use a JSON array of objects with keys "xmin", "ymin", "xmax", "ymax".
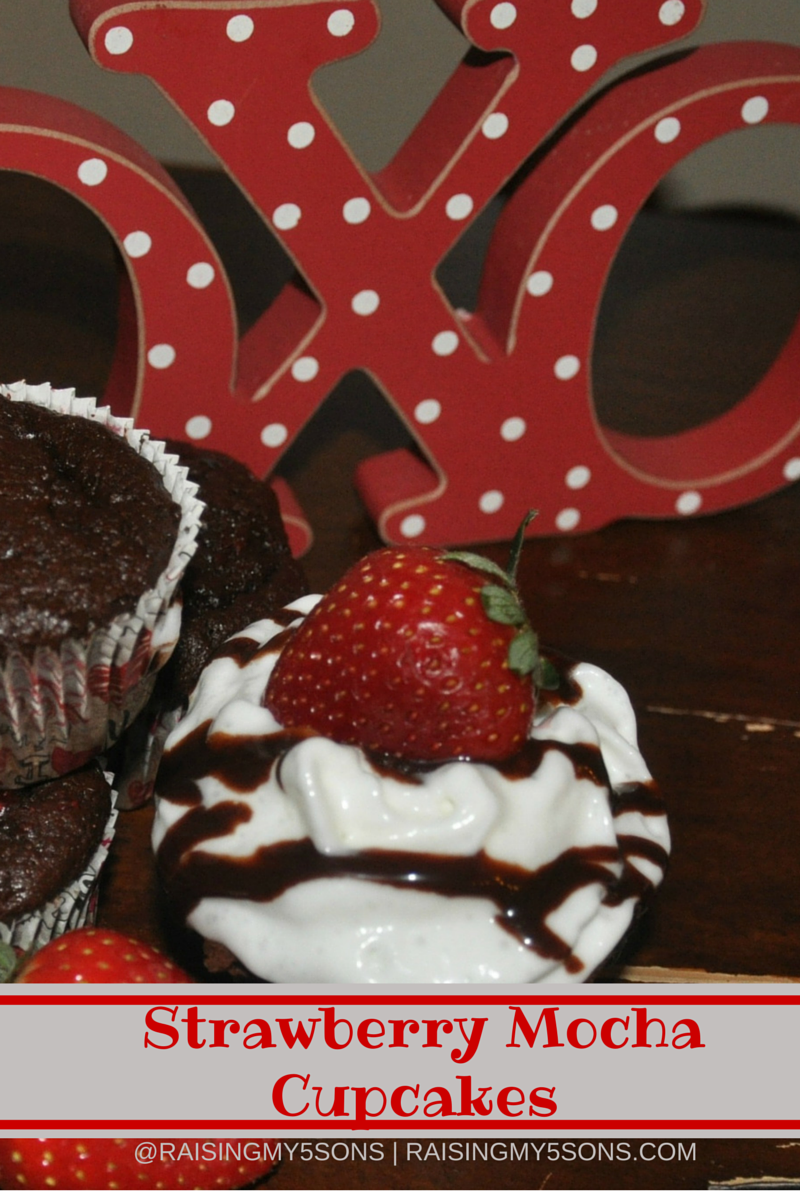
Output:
[{"xmin": 155, "ymin": 640, "xmax": 667, "ymax": 973}]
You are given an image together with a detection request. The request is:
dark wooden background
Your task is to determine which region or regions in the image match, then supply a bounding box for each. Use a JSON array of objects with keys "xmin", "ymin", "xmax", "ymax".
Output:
[{"xmin": 1, "ymin": 167, "xmax": 798, "ymax": 1188}]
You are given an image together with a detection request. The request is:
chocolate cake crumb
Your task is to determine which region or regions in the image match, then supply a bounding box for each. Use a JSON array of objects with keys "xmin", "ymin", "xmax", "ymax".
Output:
[{"xmin": 0, "ymin": 764, "xmax": 112, "ymax": 921}]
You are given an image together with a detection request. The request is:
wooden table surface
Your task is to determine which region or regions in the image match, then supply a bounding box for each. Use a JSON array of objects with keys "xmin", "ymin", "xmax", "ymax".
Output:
[{"xmin": 2, "ymin": 170, "xmax": 799, "ymax": 1188}]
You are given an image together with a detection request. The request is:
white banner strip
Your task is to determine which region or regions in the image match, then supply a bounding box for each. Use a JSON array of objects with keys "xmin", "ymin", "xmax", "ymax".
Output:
[{"xmin": 2, "ymin": 985, "xmax": 798, "ymax": 1135}]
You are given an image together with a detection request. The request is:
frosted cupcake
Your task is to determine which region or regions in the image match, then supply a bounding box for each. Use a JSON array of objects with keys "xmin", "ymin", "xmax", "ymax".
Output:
[{"xmin": 154, "ymin": 533, "xmax": 669, "ymax": 983}]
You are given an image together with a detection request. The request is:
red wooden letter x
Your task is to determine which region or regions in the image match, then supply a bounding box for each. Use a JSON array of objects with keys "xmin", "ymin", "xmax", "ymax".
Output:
[{"xmin": 64, "ymin": 0, "xmax": 800, "ymax": 548}]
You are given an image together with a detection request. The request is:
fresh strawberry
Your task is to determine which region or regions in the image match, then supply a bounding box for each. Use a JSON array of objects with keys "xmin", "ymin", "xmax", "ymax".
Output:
[
  {"xmin": 0, "ymin": 1137, "xmax": 278, "ymax": 1190},
  {"xmin": 266, "ymin": 511, "xmax": 554, "ymax": 762},
  {"xmin": 13, "ymin": 928, "xmax": 192, "ymax": 984}
]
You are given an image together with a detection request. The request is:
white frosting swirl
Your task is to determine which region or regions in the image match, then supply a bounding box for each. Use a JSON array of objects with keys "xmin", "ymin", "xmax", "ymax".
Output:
[{"xmin": 153, "ymin": 596, "xmax": 669, "ymax": 983}]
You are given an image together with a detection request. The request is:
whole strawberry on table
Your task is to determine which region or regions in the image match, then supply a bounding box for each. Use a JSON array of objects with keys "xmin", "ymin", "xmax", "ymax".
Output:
[
  {"xmin": 0, "ymin": 1138, "xmax": 278, "ymax": 1190},
  {"xmin": 0, "ymin": 928, "xmax": 191, "ymax": 984},
  {"xmin": 0, "ymin": 931, "xmax": 278, "ymax": 1190}
]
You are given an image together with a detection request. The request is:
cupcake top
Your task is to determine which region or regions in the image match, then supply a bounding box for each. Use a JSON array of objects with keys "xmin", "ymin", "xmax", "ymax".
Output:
[
  {"xmin": 0, "ymin": 394, "xmax": 180, "ymax": 654},
  {"xmin": 153, "ymin": 440, "xmax": 306, "ymax": 708},
  {"xmin": 0, "ymin": 763, "xmax": 112, "ymax": 922}
]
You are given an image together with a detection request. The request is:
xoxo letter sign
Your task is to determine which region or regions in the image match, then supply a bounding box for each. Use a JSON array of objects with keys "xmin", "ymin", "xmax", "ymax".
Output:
[{"xmin": 15, "ymin": 1, "xmax": 800, "ymax": 549}]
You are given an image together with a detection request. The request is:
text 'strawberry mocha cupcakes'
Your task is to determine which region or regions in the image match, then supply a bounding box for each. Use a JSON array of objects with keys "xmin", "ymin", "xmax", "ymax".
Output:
[
  {"xmin": 154, "ymin": 517, "xmax": 670, "ymax": 984},
  {"xmin": 0, "ymin": 382, "xmax": 204, "ymax": 789}
]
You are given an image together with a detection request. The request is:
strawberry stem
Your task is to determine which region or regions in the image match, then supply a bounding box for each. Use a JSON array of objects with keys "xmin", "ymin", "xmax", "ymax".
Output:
[{"xmin": 506, "ymin": 509, "xmax": 538, "ymax": 582}]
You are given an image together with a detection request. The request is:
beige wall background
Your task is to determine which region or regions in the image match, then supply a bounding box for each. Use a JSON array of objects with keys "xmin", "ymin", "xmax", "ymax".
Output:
[{"xmin": 0, "ymin": 0, "xmax": 798, "ymax": 213}]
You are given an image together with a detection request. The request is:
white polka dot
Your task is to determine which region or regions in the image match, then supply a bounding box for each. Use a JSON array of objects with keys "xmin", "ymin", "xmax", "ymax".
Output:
[
  {"xmin": 658, "ymin": 0, "xmax": 685, "ymax": 25},
  {"xmin": 415, "ymin": 399, "xmax": 441, "ymax": 425},
  {"xmin": 526, "ymin": 270, "xmax": 553, "ymax": 297},
  {"xmin": 123, "ymin": 231, "xmax": 151, "ymax": 258},
  {"xmin": 446, "ymin": 193, "xmax": 474, "ymax": 221},
  {"xmin": 501, "ymin": 416, "xmax": 526, "ymax": 442},
  {"xmin": 556, "ymin": 507, "xmax": 581, "ymax": 531},
  {"xmin": 77, "ymin": 158, "xmax": 107, "ymax": 186},
  {"xmin": 185, "ymin": 415, "xmax": 211, "ymax": 440},
  {"xmin": 105, "ymin": 26, "xmax": 133, "ymax": 54},
  {"xmin": 328, "ymin": 9, "xmax": 355, "ymax": 36},
  {"xmin": 479, "ymin": 489, "xmax": 505, "ymax": 514},
  {"xmin": 783, "ymin": 457, "xmax": 800, "ymax": 481},
  {"xmin": 571, "ymin": 0, "xmax": 597, "ymax": 15},
  {"xmin": 186, "ymin": 262, "xmax": 215, "ymax": 289},
  {"xmin": 432, "ymin": 330, "xmax": 459, "ymax": 356},
  {"xmin": 227, "ymin": 15, "xmax": 254, "ymax": 42},
  {"xmin": 273, "ymin": 203, "xmax": 301, "ymax": 231},
  {"xmin": 655, "ymin": 116, "xmax": 681, "ymax": 144},
  {"xmin": 343, "ymin": 196, "xmax": 371, "ymax": 224},
  {"xmin": 351, "ymin": 289, "xmax": 380, "ymax": 315},
  {"xmin": 400, "ymin": 514, "xmax": 426, "ymax": 538},
  {"xmin": 571, "ymin": 44, "xmax": 597, "ymax": 72},
  {"xmin": 554, "ymin": 354, "xmax": 580, "ymax": 380},
  {"xmin": 482, "ymin": 112, "xmax": 509, "ymax": 140},
  {"xmin": 148, "ymin": 343, "xmax": 176, "ymax": 370},
  {"xmin": 566, "ymin": 465, "xmax": 591, "ymax": 489},
  {"xmin": 742, "ymin": 95, "xmax": 769, "ymax": 125},
  {"xmin": 207, "ymin": 99, "xmax": 235, "ymax": 127},
  {"xmin": 287, "ymin": 121, "xmax": 315, "ymax": 149},
  {"xmin": 676, "ymin": 490, "xmax": 702, "ymax": 515},
  {"xmin": 490, "ymin": 2, "xmax": 517, "ymax": 29},
  {"xmin": 261, "ymin": 423, "xmax": 288, "ymax": 448},
  {"xmin": 292, "ymin": 356, "xmax": 319, "ymax": 382},
  {"xmin": 591, "ymin": 203, "xmax": 618, "ymax": 231}
]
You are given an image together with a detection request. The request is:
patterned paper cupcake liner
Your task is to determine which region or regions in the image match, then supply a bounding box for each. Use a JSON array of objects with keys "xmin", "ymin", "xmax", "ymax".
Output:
[
  {"xmin": 0, "ymin": 382, "xmax": 205, "ymax": 789},
  {"xmin": 112, "ymin": 703, "xmax": 184, "ymax": 811},
  {"xmin": 0, "ymin": 778, "xmax": 119, "ymax": 955}
]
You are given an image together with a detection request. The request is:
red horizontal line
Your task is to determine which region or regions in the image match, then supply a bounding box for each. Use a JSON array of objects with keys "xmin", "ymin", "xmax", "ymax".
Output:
[
  {"xmin": 1, "ymin": 1120, "xmax": 797, "ymax": 1132},
  {"xmin": 2, "ymin": 994, "xmax": 799, "ymax": 1006}
]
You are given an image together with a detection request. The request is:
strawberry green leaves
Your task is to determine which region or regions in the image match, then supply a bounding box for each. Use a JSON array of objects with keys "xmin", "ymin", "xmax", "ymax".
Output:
[
  {"xmin": 0, "ymin": 941, "xmax": 16, "ymax": 983},
  {"xmin": 480, "ymin": 584, "xmax": 526, "ymax": 626},
  {"xmin": 444, "ymin": 510, "xmax": 556, "ymax": 689}
]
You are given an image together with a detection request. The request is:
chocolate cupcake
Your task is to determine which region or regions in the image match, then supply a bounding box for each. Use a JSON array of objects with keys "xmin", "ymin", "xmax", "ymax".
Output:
[
  {"xmin": 0, "ymin": 382, "xmax": 204, "ymax": 788},
  {"xmin": 156, "ymin": 440, "xmax": 306, "ymax": 707},
  {"xmin": 114, "ymin": 442, "xmax": 306, "ymax": 808},
  {"xmin": 0, "ymin": 763, "xmax": 117, "ymax": 953}
]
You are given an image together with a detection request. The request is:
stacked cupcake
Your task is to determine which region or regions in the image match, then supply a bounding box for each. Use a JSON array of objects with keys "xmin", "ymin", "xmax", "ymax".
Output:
[
  {"xmin": 0, "ymin": 381, "xmax": 203, "ymax": 954},
  {"xmin": 111, "ymin": 438, "xmax": 307, "ymax": 809}
]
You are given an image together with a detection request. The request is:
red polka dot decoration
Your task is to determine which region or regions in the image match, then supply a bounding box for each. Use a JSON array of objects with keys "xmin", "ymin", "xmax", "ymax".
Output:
[{"xmin": 4, "ymin": 2, "xmax": 787, "ymax": 550}]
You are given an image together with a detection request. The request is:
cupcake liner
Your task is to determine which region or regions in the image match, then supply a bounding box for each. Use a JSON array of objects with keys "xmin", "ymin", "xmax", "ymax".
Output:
[
  {"xmin": 0, "ymin": 776, "xmax": 119, "ymax": 955},
  {"xmin": 112, "ymin": 702, "xmax": 184, "ymax": 811},
  {"xmin": 0, "ymin": 382, "xmax": 204, "ymax": 788}
]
